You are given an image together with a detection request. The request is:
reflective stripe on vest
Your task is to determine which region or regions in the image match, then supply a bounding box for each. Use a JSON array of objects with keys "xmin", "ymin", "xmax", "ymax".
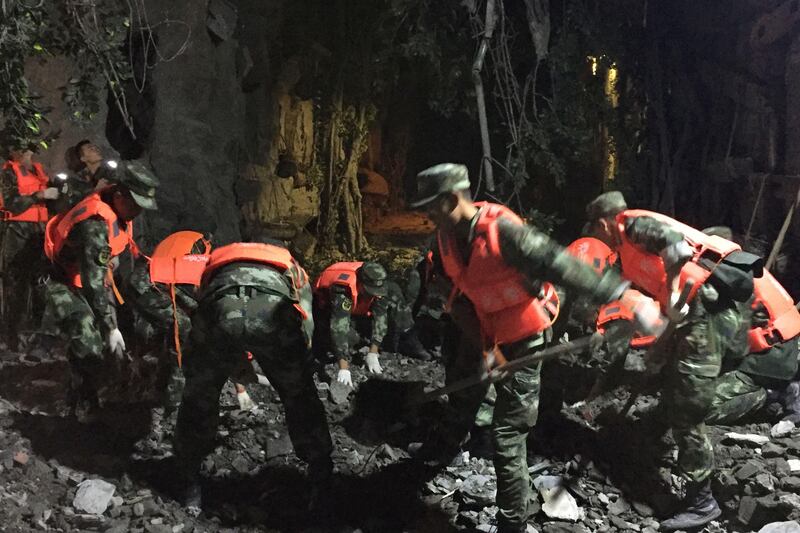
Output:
[
  {"xmin": 2, "ymin": 160, "xmax": 49, "ymax": 223},
  {"xmin": 44, "ymin": 192, "xmax": 133, "ymax": 287},
  {"xmin": 748, "ymin": 269, "xmax": 800, "ymax": 352},
  {"xmin": 438, "ymin": 202, "xmax": 556, "ymax": 345},
  {"xmin": 615, "ymin": 209, "xmax": 740, "ymax": 308},
  {"xmin": 313, "ymin": 261, "xmax": 375, "ymax": 316}
]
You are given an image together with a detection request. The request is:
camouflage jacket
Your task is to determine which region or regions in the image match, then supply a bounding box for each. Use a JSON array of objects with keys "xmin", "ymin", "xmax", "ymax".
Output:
[
  {"xmin": 0, "ymin": 165, "xmax": 40, "ymax": 216},
  {"xmin": 429, "ymin": 212, "xmax": 624, "ymax": 310},
  {"xmin": 125, "ymin": 257, "xmax": 198, "ymax": 318},
  {"xmin": 328, "ymin": 284, "xmax": 388, "ymax": 360}
]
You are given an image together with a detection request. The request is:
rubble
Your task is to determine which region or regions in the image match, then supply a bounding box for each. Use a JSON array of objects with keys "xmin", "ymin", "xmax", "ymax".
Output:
[
  {"xmin": 759, "ymin": 522, "xmax": 800, "ymax": 533},
  {"xmin": 533, "ymin": 476, "xmax": 584, "ymax": 522},
  {"xmin": 771, "ymin": 420, "xmax": 796, "ymax": 438},
  {"xmin": 723, "ymin": 432, "xmax": 770, "ymax": 446},
  {"xmin": 73, "ymin": 479, "xmax": 116, "ymax": 515}
]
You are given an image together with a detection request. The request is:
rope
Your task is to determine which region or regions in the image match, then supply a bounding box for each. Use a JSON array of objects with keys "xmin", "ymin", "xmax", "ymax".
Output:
[{"xmin": 170, "ymin": 283, "xmax": 182, "ymax": 368}]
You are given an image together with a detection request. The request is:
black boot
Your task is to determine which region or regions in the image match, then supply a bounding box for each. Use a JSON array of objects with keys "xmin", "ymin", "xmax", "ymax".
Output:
[
  {"xmin": 782, "ymin": 381, "xmax": 800, "ymax": 424},
  {"xmin": 398, "ymin": 328, "xmax": 432, "ymax": 361},
  {"xmin": 307, "ymin": 457, "xmax": 334, "ymax": 513},
  {"xmin": 660, "ymin": 479, "xmax": 721, "ymax": 530}
]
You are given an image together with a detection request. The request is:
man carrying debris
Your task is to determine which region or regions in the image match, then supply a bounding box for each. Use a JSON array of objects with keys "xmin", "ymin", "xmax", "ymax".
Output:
[
  {"xmin": 41, "ymin": 162, "xmax": 158, "ymax": 422},
  {"xmin": 410, "ymin": 164, "xmax": 652, "ymax": 533},
  {"xmin": 0, "ymin": 141, "xmax": 60, "ymax": 347},
  {"xmin": 585, "ymin": 192, "xmax": 760, "ymax": 530},
  {"xmin": 173, "ymin": 240, "xmax": 332, "ymax": 511},
  {"xmin": 313, "ymin": 261, "xmax": 391, "ymax": 386}
]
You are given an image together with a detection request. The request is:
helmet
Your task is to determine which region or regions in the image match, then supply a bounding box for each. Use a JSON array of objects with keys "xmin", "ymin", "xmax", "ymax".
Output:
[{"xmin": 565, "ymin": 237, "xmax": 614, "ymax": 275}]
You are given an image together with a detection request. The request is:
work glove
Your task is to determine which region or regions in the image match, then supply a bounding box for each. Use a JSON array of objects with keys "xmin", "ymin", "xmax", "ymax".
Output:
[
  {"xmin": 365, "ymin": 352, "xmax": 383, "ymax": 374},
  {"xmin": 237, "ymin": 389, "xmax": 257, "ymax": 411},
  {"xmin": 256, "ymin": 374, "xmax": 271, "ymax": 387},
  {"xmin": 666, "ymin": 291, "xmax": 690, "ymax": 322},
  {"xmin": 40, "ymin": 187, "xmax": 60, "ymax": 200},
  {"xmin": 107, "ymin": 328, "xmax": 126, "ymax": 359},
  {"xmin": 337, "ymin": 368, "xmax": 353, "ymax": 387}
]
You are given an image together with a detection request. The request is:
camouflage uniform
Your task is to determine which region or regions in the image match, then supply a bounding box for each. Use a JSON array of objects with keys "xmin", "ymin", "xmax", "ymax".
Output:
[
  {"xmin": 41, "ymin": 164, "xmax": 158, "ymax": 414},
  {"xmin": 0, "ymin": 163, "xmax": 48, "ymax": 344},
  {"xmin": 314, "ymin": 282, "xmax": 389, "ymax": 362},
  {"xmin": 123, "ymin": 257, "xmax": 194, "ymax": 413},
  {"xmin": 414, "ymin": 169, "xmax": 626, "ymax": 532},
  {"xmin": 174, "ymin": 261, "xmax": 333, "ymax": 485},
  {"xmin": 617, "ymin": 214, "xmax": 741, "ymax": 485}
]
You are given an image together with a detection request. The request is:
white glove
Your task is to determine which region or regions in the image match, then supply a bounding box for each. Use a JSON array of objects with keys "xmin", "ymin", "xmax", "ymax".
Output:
[
  {"xmin": 237, "ymin": 390, "xmax": 257, "ymax": 411},
  {"xmin": 256, "ymin": 374, "xmax": 271, "ymax": 387},
  {"xmin": 667, "ymin": 291, "xmax": 690, "ymax": 322},
  {"xmin": 337, "ymin": 369, "xmax": 353, "ymax": 387},
  {"xmin": 108, "ymin": 328, "xmax": 126, "ymax": 358},
  {"xmin": 365, "ymin": 352, "xmax": 383, "ymax": 374},
  {"xmin": 41, "ymin": 187, "xmax": 59, "ymax": 200}
]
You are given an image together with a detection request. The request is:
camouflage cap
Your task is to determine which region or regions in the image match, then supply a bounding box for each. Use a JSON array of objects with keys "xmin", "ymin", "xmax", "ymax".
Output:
[
  {"xmin": 410, "ymin": 163, "xmax": 471, "ymax": 208},
  {"xmin": 118, "ymin": 160, "xmax": 159, "ymax": 210},
  {"xmin": 586, "ymin": 191, "xmax": 627, "ymax": 221},
  {"xmin": 358, "ymin": 261, "xmax": 388, "ymax": 297}
]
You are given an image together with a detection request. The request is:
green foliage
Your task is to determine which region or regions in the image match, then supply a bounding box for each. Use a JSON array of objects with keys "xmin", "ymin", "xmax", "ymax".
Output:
[
  {"xmin": 525, "ymin": 208, "xmax": 564, "ymax": 236},
  {"xmin": 0, "ymin": 0, "xmax": 131, "ymax": 148}
]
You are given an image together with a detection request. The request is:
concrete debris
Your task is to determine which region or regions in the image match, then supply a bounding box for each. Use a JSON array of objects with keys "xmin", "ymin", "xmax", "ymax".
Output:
[
  {"xmin": 724, "ymin": 432, "xmax": 770, "ymax": 446},
  {"xmin": 788, "ymin": 459, "xmax": 800, "ymax": 472},
  {"xmin": 758, "ymin": 522, "xmax": 800, "ymax": 533},
  {"xmin": 770, "ymin": 420, "xmax": 796, "ymax": 439},
  {"xmin": 533, "ymin": 476, "xmax": 584, "ymax": 522},
  {"xmin": 73, "ymin": 479, "xmax": 116, "ymax": 515}
]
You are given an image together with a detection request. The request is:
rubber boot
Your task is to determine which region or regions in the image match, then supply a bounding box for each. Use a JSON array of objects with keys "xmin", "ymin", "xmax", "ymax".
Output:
[
  {"xmin": 660, "ymin": 479, "xmax": 721, "ymax": 530},
  {"xmin": 398, "ymin": 328, "xmax": 433, "ymax": 361}
]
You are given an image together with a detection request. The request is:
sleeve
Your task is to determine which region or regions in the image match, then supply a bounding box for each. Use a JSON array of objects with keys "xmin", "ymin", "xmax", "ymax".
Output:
[
  {"xmin": 74, "ymin": 219, "xmax": 117, "ymax": 333},
  {"xmin": 329, "ymin": 286, "xmax": 354, "ymax": 361},
  {"xmin": 369, "ymin": 295, "xmax": 389, "ymax": 346},
  {"xmin": 496, "ymin": 218, "xmax": 626, "ymax": 304},
  {"xmin": 0, "ymin": 168, "xmax": 37, "ymax": 215},
  {"xmin": 623, "ymin": 216, "xmax": 691, "ymax": 272}
]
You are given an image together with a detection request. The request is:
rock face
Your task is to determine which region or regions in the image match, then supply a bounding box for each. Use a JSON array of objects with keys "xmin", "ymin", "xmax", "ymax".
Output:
[{"xmin": 142, "ymin": 0, "xmax": 246, "ymax": 246}]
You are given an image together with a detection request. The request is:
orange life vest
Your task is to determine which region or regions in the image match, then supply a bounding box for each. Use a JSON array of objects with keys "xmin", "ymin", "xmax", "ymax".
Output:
[
  {"xmin": 313, "ymin": 261, "xmax": 375, "ymax": 317},
  {"xmin": 748, "ymin": 269, "xmax": 800, "ymax": 352},
  {"xmin": 44, "ymin": 191, "xmax": 134, "ymax": 288},
  {"xmin": 565, "ymin": 237, "xmax": 616, "ymax": 275},
  {"xmin": 596, "ymin": 290, "xmax": 659, "ymax": 348},
  {"xmin": 438, "ymin": 202, "xmax": 559, "ymax": 346},
  {"xmin": 2, "ymin": 160, "xmax": 49, "ymax": 223},
  {"xmin": 614, "ymin": 209, "xmax": 741, "ymax": 308},
  {"xmin": 149, "ymin": 230, "xmax": 211, "ymax": 287}
]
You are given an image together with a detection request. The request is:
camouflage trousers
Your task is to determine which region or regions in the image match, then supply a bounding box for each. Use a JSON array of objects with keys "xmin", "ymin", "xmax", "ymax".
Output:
[
  {"xmin": 659, "ymin": 296, "xmax": 736, "ymax": 485},
  {"xmin": 40, "ymin": 279, "xmax": 108, "ymax": 407},
  {"xmin": 705, "ymin": 370, "xmax": 767, "ymax": 425},
  {"xmin": 174, "ymin": 288, "xmax": 333, "ymax": 476},
  {"xmin": 130, "ymin": 303, "xmax": 191, "ymax": 414},
  {"xmin": 440, "ymin": 304, "xmax": 544, "ymax": 532}
]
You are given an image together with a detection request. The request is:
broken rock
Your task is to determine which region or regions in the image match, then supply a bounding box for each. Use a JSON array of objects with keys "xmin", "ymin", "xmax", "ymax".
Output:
[
  {"xmin": 724, "ymin": 432, "xmax": 770, "ymax": 446},
  {"xmin": 771, "ymin": 420, "xmax": 796, "ymax": 439},
  {"xmin": 73, "ymin": 479, "xmax": 116, "ymax": 515},
  {"xmin": 533, "ymin": 476, "xmax": 584, "ymax": 522},
  {"xmin": 788, "ymin": 459, "xmax": 800, "ymax": 473},
  {"xmin": 759, "ymin": 521, "xmax": 800, "ymax": 533}
]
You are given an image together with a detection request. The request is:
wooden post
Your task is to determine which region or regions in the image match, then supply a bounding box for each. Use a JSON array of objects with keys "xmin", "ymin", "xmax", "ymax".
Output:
[{"xmin": 766, "ymin": 183, "xmax": 800, "ymax": 270}]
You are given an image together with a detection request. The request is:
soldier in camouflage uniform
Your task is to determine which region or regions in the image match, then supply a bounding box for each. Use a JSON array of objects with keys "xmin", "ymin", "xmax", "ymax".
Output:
[
  {"xmin": 586, "ymin": 192, "xmax": 759, "ymax": 530},
  {"xmin": 700, "ymin": 227, "xmax": 800, "ymax": 425},
  {"xmin": 174, "ymin": 240, "xmax": 332, "ymax": 510},
  {"xmin": 410, "ymin": 164, "xmax": 640, "ymax": 533},
  {"xmin": 40, "ymin": 161, "xmax": 158, "ymax": 421},
  {"xmin": 54, "ymin": 141, "xmax": 116, "ymax": 214},
  {"xmin": 0, "ymin": 143, "xmax": 60, "ymax": 347},
  {"xmin": 381, "ymin": 278, "xmax": 433, "ymax": 361},
  {"xmin": 313, "ymin": 261, "xmax": 391, "ymax": 385},
  {"xmin": 122, "ymin": 255, "xmax": 194, "ymax": 415}
]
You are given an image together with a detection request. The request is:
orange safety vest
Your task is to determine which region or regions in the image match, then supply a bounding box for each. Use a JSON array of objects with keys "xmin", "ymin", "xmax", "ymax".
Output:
[
  {"xmin": 438, "ymin": 202, "xmax": 560, "ymax": 346},
  {"xmin": 596, "ymin": 290, "xmax": 660, "ymax": 348},
  {"xmin": 203, "ymin": 242, "xmax": 309, "ymax": 291},
  {"xmin": 748, "ymin": 269, "xmax": 800, "ymax": 352},
  {"xmin": 44, "ymin": 191, "xmax": 134, "ymax": 288},
  {"xmin": 2, "ymin": 160, "xmax": 49, "ymax": 222},
  {"xmin": 313, "ymin": 261, "xmax": 376, "ymax": 317},
  {"xmin": 149, "ymin": 230, "xmax": 211, "ymax": 287},
  {"xmin": 614, "ymin": 209, "xmax": 741, "ymax": 308},
  {"xmin": 565, "ymin": 237, "xmax": 616, "ymax": 275}
]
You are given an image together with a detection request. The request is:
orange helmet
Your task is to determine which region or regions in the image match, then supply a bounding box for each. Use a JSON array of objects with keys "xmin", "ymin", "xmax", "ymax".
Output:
[{"xmin": 565, "ymin": 237, "xmax": 615, "ymax": 275}]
